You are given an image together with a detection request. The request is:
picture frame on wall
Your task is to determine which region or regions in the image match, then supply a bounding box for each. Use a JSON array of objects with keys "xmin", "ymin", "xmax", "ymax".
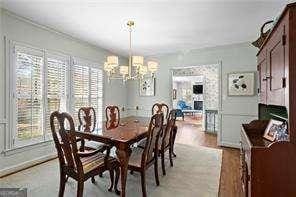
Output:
[
  {"xmin": 139, "ymin": 76, "xmax": 155, "ymax": 96},
  {"xmin": 172, "ymin": 89, "xmax": 177, "ymax": 100},
  {"xmin": 227, "ymin": 71, "xmax": 255, "ymax": 96},
  {"xmin": 263, "ymin": 119, "xmax": 283, "ymax": 141}
]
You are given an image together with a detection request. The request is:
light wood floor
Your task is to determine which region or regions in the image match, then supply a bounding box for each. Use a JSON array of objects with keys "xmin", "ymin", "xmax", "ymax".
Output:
[{"xmin": 175, "ymin": 116, "xmax": 242, "ymax": 197}]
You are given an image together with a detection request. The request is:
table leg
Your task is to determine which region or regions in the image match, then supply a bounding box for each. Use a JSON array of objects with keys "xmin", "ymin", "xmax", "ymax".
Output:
[
  {"xmin": 172, "ymin": 126, "xmax": 178, "ymax": 157},
  {"xmin": 116, "ymin": 145, "xmax": 132, "ymax": 197}
]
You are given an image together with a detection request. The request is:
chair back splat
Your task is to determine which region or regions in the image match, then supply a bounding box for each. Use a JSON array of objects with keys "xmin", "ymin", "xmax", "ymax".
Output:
[
  {"xmin": 162, "ymin": 110, "xmax": 177, "ymax": 149},
  {"xmin": 105, "ymin": 106, "xmax": 120, "ymax": 129},
  {"xmin": 152, "ymin": 103, "xmax": 169, "ymax": 120},
  {"xmin": 78, "ymin": 107, "xmax": 96, "ymax": 132},
  {"xmin": 142, "ymin": 113, "xmax": 164, "ymax": 166}
]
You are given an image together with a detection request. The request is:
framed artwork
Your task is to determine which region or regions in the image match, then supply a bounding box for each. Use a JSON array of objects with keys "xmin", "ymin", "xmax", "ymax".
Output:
[
  {"xmin": 263, "ymin": 119, "xmax": 283, "ymax": 141},
  {"xmin": 139, "ymin": 76, "xmax": 155, "ymax": 96},
  {"xmin": 227, "ymin": 72, "xmax": 255, "ymax": 96}
]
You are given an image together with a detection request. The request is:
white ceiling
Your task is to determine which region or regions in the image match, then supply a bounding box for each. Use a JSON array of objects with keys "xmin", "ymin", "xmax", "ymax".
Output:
[{"xmin": 0, "ymin": 0, "xmax": 291, "ymax": 56}]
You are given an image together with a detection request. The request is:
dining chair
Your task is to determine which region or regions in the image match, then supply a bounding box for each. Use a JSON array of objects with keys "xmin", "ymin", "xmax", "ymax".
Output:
[
  {"xmin": 50, "ymin": 111, "xmax": 120, "ymax": 197},
  {"xmin": 78, "ymin": 107, "xmax": 105, "ymax": 152},
  {"xmin": 127, "ymin": 113, "xmax": 164, "ymax": 197},
  {"xmin": 106, "ymin": 105, "xmax": 120, "ymax": 122},
  {"xmin": 152, "ymin": 103, "xmax": 169, "ymax": 120},
  {"xmin": 105, "ymin": 105, "xmax": 120, "ymax": 130},
  {"xmin": 137, "ymin": 103, "xmax": 168, "ymax": 149},
  {"xmin": 159, "ymin": 109, "xmax": 177, "ymax": 175},
  {"xmin": 78, "ymin": 107, "xmax": 96, "ymax": 132}
]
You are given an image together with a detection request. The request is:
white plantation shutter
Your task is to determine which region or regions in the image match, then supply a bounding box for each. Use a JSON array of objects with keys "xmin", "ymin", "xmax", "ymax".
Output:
[
  {"xmin": 90, "ymin": 68, "xmax": 103, "ymax": 128},
  {"xmin": 14, "ymin": 46, "xmax": 44, "ymax": 147},
  {"xmin": 9, "ymin": 42, "xmax": 104, "ymax": 149},
  {"xmin": 72, "ymin": 63, "xmax": 90, "ymax": 124},
  {"xmin": 45, "ymin": 55, "xmax": 68, "ymax": 135},
  {"xmin": 72, "ymin": 59, "xmax": 103, "ymax": 127}
]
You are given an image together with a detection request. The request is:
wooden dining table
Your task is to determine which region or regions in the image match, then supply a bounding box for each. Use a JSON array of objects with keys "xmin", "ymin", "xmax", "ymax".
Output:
[{"xmin": 75, "ymin": 116, "xmax": 177, "ymax": 197}]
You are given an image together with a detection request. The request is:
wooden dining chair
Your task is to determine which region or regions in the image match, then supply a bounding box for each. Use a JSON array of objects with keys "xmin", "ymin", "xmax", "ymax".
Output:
[
  {"xmin": 78, "ymin": 107, "xmax": 96, "ymax": 132},
  {"xmin": 106, "ymin": 105, "xmax": 120, "ymax": 121},
  {"xmin": 50, "ymin": 111, "xmax": 120, "ymax": 197},
  {"xmin": 127, "ymin": 113, "xmax": 164, "ymax": 197},
  {"xmin": 159, "ymin": 109, "xmax": 177, "ymax": 175},
  {"xmin": 152, "ymin": 103, "xmax": 169, "ymax": 120},
  {"xmin": 78, "ymin": 107, "xmax": 105, "ymax": 152},
  {"xmin": 105, "ymin": 106, "xmax": 120, "ymax": 130},
  {"xmin": 137, "ymin": 103, "xmax": 168, "ymax": 149}
]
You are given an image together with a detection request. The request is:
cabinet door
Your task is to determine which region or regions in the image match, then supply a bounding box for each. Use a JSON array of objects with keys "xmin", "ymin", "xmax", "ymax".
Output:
[
  {"xmin": 257, "ymin": 55, "xmax": 267, "ymax": 104},
  {"xmin": 266, "ymin": 23, "xmax": 287, "ymax": 106}
]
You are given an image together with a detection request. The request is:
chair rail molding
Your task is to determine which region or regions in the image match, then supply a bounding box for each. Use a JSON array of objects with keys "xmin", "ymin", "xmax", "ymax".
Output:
[{"xmin": 0, "ymin": 119, "xmax": 8, "ymax": 124}]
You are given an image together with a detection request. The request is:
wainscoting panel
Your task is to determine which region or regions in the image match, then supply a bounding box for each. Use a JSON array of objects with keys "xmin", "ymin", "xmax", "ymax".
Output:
[{"xmin": 220, "ymin": 113, "xmax": 257, "ymax": 148}]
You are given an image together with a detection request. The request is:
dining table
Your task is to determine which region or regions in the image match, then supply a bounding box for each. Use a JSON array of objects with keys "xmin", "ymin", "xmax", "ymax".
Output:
[{"xmin": 75, "ymin": 116, "xmax": 177, "ymax": 197}]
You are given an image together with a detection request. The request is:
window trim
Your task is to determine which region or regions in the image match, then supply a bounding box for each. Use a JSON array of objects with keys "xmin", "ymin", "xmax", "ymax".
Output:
[
  {"xmin": 11, "ymin": 41, "xmax": 47, "ymax": 148},
  {"xmin": 5, "ymin": 39, "xmax": 104, "ymax": 152}
]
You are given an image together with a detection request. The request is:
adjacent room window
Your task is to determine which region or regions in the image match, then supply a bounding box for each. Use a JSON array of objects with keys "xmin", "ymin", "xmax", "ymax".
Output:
[{"xmin": 10, "ymin": 43, "xmax": 103, "ymax": 149}]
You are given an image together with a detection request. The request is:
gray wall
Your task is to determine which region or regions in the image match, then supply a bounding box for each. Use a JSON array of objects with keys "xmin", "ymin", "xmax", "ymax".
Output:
[
  {"xmin": 126, "ymin": 42, "xmax": 258, "ymax": 148},
  {"xmin": 0, "ymin": 9, "xmax": 128, "ymax": 172}
]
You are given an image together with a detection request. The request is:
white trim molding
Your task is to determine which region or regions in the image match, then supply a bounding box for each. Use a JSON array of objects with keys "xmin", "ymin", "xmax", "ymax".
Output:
[
  {"xmin": 220, "ymin": 141, "xmax": 241, "ymax": 149},
  {"xmin": 0, "ymin": 153, "xmax": 57, "ymax": 178},
  {"xmin": 0, "ymin": 119, "xmax": 8, "ymax": 124}
]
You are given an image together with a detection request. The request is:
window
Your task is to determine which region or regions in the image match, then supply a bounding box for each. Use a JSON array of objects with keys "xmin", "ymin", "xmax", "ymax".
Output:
[
  {"xmin": 45, "ymin": 54, "xmax": 69, "ymax": 137},
  {"xmin": 90, "ymin": 68, "xmax": 103, "ymax": 125},
  {"xmin": 72, "ymin": 60, "xmax": 103, "ymax": 127},
  {"xmin": 14, "ymin": 46, "xmax": 44, "ymax": 147},
  {"xmin": 10, "ymin": 42, "xmax": 103, "ymax": 149}
]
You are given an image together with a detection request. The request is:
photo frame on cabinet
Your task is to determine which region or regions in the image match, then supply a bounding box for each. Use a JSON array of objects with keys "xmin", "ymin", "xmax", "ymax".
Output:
[{"xmin": 263, "ymin": 119, "xmax": 284, "ymax": 141}]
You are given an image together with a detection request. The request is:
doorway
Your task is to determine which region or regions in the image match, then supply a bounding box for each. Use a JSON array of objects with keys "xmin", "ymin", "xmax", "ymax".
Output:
[{"xmin": 171, "ymin": 64, "xmax": 219, "ymax": 133}]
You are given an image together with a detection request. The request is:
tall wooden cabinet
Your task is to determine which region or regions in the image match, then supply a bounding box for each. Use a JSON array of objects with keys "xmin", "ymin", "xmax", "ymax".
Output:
[
  {"xmin": 241, "ymin": 3, "xmax": 296, "ymax": 197},
  {"xmin": 258, "ymin": 8, "xmax": 288, "ymax": 107}
]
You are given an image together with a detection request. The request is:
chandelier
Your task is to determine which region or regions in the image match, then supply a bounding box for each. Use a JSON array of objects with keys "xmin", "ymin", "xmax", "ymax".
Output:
[{"xmin": 104, "ymin": 21, "xmax": 159, "ymax": 82}]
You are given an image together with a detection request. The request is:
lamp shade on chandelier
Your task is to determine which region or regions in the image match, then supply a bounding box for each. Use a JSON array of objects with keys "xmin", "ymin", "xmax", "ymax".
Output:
[{"xmin": 104, "ymin": 21, "xmax": 159, "ymax": 82}]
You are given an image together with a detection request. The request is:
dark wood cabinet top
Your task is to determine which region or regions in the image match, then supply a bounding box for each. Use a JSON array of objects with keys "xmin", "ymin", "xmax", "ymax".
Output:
[
  {"xmin": 257, "ymin": 2, "xmax": 296, "ymax": 55},
  {"xmin": 242, "ymin": 120, "xmax": 273, "ymax": 148},
  {"xmin": 245, "ymin": 133, "xmax": 273, "ymax": 147}
]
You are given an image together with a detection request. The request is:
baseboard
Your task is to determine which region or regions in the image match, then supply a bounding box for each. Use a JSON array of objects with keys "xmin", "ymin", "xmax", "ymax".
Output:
[
  {"xmin": 0, "ymin": 153, "xmax": 57, "ymax": 178},
  {"xmin": 219, "ymin": 141, "xmax": 240, "ymax": 149}
]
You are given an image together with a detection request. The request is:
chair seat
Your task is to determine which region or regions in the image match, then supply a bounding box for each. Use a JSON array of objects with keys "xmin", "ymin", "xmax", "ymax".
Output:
[
  {"xmin": 137, "ymin": 139, "xmax": 146, "ymax": 149},
  {"xmin": 138, "ymin": 138, "xmax": 168, "ymax": 151},
  {"xmin": 81, "ymin": 152, "xmax": 118, "ymax": 174},
  {"xmin": 128, "ymin": 147, "xmax": 144, "ymax": 168},
  {"xmin": 84, "ymin": 140, "xmax": 105, "ymax": 150}
]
